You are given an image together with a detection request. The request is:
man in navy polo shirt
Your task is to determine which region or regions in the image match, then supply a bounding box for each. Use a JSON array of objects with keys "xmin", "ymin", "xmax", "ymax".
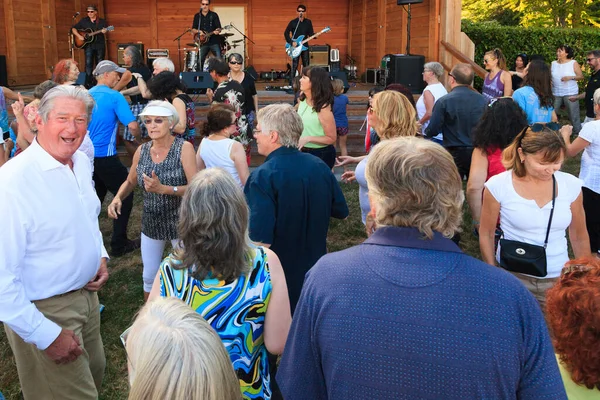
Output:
[
  {"xmin": 245, "ymin": 103, "xmax": 348, "ymax": 314},
  {"xmin": 277, "ymin": 137, "xmax": 566, "ymax": 400},
  {"xmin": 89, "ymin": 60, "xmax": 141, "ymax": 256}
]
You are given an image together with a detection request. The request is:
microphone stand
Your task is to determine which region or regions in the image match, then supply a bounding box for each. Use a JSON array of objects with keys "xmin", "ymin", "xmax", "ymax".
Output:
[
  {"xmin": 174, "ymin": 28, "xmax": 191, "ymax": 72},
  {"xmin": 228, "ymin": 22, "xmax": 255, "ymax": 67}
]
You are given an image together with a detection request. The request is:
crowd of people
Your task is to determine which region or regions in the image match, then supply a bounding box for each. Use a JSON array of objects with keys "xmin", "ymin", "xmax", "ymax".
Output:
[{"xmin": 1, "ymin": 38, "xmax": 600, "ymax": 400}]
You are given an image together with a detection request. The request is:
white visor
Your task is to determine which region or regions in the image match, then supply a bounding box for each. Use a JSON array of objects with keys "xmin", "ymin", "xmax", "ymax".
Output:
[{"xmin": 139, "ymin": 106, "xmax": 174, "ymax": 117}]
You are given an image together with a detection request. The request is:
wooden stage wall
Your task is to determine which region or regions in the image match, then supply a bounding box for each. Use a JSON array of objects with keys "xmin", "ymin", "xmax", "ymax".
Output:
[{"xmin": 1, "ymin": 0, "xmax": 441, "ymax": 86}]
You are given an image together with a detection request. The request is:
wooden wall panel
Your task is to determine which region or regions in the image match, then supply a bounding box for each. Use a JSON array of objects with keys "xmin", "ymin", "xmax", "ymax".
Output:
[{"xmin": 0, "ymin": 0, "xmax": 6, "ymax": 56}]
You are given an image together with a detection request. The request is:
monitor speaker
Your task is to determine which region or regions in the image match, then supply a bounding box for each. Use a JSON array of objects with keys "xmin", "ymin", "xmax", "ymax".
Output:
[
  {"xmin": 397, "ymin": 0, "xmax": 423, "ymax": 4},
  {"xmin": 117, "ymin": 43, "xmax": 144, "ymax": 66},
  {"xmin": 386, "ymin": 54, "xmax": 425, "ymax": 93},
  {"xmin": 179, "ymin": 72, "xmax": 214, "ymax": 94},
  {"xmin": 310, "ymin": 45, "xmax": 330, "ymax": 66}
]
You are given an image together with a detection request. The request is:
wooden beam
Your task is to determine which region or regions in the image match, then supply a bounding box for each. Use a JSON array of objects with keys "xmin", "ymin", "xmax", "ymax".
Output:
[
  {"xmin": 42, "ymin": 0, "xmax": 59, "ymax": 78},
  {"xmin": 150, "ymin": 0, "xmax": 158, "ymax": 48},
  {"xmin": 440, "ymin": 40, "xmax": 486, "ymax": 78},
  {"xmin": 4, "ymin": 0, "xmax": 17, "ymax": 85},
  {"xmin": 376, "ymin": 0, "xmax": 385, "ymax": 61}
]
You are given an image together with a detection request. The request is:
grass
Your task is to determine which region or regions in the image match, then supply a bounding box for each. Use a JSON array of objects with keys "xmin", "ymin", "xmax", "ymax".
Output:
[{"xmin": 0, "ymin": 152, "xmax": 582, "ymax": 399}]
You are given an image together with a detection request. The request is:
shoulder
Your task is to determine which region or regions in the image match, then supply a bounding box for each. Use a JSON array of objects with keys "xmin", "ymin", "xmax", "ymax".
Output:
[
  {"xmin": 579, "ymin": 121, "xmax": 600, "ymax": 141},
  {"xmin": 485, "ymin": 170, "xmax": 511, "ymax": 198},
  {"xmin": 555, "ymin": 171, "xmax": 583, "ymax": 198}
]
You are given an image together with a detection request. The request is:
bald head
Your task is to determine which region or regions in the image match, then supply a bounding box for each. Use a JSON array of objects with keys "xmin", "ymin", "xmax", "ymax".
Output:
[{"xmin": 450, "ymin": 63, "xmax": 474, "ymax": 86}]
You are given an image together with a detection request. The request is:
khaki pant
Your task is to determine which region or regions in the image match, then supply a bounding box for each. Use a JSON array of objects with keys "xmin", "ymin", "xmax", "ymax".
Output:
[
  {"xmin": 511, "ymin": 273, "xmax": 558, "ymax": 313},
  {"xmin": 4, "ymin": 289, "xmax": 105, "ymax": 400}
]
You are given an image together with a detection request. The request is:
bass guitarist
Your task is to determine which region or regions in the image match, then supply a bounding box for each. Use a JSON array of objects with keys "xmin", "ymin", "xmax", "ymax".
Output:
[
  {"xmin": 191, "ymin": 0, "xmax": 222, "ymax": 71},
  {"xmin": 72, "ymin": 5, "xmax": 108, "ymax": 87},
  {"xmin": 284, "ymin": 4, "xmax": 314, "ymax": 85}
]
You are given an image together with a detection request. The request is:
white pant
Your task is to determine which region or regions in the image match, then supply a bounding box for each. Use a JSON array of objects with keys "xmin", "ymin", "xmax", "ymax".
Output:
[{"xmin": 141, "ymin": 233, "xmax": 179, "ymax": 293}]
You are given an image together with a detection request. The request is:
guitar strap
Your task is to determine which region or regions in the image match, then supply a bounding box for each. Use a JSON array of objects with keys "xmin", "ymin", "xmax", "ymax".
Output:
[{"xmin": 292, "ymin": 18, "xmax": 301, "ymax": 41}]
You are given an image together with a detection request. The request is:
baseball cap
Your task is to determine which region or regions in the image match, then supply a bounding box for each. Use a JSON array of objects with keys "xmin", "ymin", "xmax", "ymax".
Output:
[
  {"xmin": 87, "ymin": 5, "xmax": 98, "ymax": 11},
  {"xmin": 93, "ymin": 60, "xmax": 126, "ymax": 76}
]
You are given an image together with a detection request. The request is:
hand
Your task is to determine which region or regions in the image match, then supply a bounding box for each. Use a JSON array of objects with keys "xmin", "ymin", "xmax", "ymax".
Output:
[
  {"xmin": 85, "ymin": 257, "xmax": 109, "ymax": 291},
  {"xmin": 206, "ymin": 88, "xmax": 214, "ymax": 102},
  {"xmin": 107, "ymin": 196, "xmax": 122, "ymax": 219},
  {"xmin": 101, "ymin": 28, "xmax": 107, "ymax": 34},
  {"xmin": 143, "ymin": 171, "xmax": 163, "ymax": 194},
  {"xmin": 561, "ymin": 76, "xmax": 574, "ymax": 82},
  {"xmin": 560, "ymin": 125, "xmax": 573, "ymax": 141},
  {"xmin": 131, "ymin": 72, "xmax": 142, "ymax": 80},
  {"xmin": 10, "ymin": 93, "xmax": 25, "ymax": 116},
  {"xmin": 341, "ymin": 170, "xmax": 356, "ymax": 183},
  {"xmin": 568, "ymin": 96, "xmax": 578, "ymax": 102},
  {"xmin": 335, "ymin": 155, "xmax": 356, "ymax": 167},
  {"xmin": 297, "ymin": 136, "xmax": 309, "ymax": 149},
  {"xmin": 4, "ymin": 138, "xmax": 14, "ymax": 153},
  {"xmin": 292, "ymin": 42, "xmax": 297, "ymax": 48},
  {"xmin": 44, "ymin": 328, "xmax": 82, "ymax": 364}
]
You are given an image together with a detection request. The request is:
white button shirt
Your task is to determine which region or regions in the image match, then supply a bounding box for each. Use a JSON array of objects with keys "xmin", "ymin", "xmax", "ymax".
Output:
[{"xmin": 0, "ymin": 140, "xmax": 108, "ymax": 350}]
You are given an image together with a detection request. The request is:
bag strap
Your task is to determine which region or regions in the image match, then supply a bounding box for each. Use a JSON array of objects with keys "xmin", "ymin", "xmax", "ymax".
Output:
[{"xmin": 543, "ymin": 174, "xmax": 556, "ymax": 248}]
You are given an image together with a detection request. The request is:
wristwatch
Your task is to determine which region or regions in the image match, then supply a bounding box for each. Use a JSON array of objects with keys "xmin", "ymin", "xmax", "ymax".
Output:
[{"xmin": 172, "ymin": 186, "xmax": 178, "ymax": 193}]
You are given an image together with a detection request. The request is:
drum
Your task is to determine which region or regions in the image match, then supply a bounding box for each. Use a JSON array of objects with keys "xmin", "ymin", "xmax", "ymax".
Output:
[
  {"xmin": 221, "ymin": 40, "xmax": 231, "ymax": 57},
  {"xmin": 185, "ymin": 50, "xmax": 198, "ymax": 72}
]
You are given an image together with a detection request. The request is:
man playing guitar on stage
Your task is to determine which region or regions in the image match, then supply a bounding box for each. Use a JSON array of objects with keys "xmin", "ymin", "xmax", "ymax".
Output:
[
  {"xmin": 284, "ymin": 4, "xmax": 314, "ymax": 85},
  {"xmin": 72, "ymin": 5, "xmax": 108, "ymax": 87},
  {"xmin": 191, "ymin": 0, "xmax": 222, "ymax": 71}
]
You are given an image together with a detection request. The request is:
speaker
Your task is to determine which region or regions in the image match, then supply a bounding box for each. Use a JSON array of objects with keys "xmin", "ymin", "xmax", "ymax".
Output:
[
  {"xmin": 386, "ymin": 54, "xmax": 425, "ymax": 93},
  {"xmin": 397, "ymin": 0, "xmax": 423, "ymax": 4},
  {"xmin": 0, "ymin": 56, "xmax": 7, "ymax": 87},
  {"xmin": 75, "ymin": 72, "xmax": 87, "ymax": 86},
  {"xmin": 244, "ymin": 65, "xmax": 258, "ymax": 80},
  {"xmin": 310, "ymin": 45, "xmax": 330, "ymax": 66},
  {"xmin": 179, "ymin": 72, "xmax": 214, "ymax": 94},
  {"xmin": 329, "ymin": 71, "xmax": 349, "ymax": 93},
  {"xmin": 117, "ymin": 43, "xmax": 144, "ymax": 66},
  {"xmin": 146, "ymin": 49, "xmax": 169, "ymax": 67}
]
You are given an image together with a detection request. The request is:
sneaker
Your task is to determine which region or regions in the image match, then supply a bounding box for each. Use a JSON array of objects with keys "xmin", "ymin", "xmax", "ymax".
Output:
[{"xmin": 110, "ymin": 238, "xmax": 141, "ymax": 257}]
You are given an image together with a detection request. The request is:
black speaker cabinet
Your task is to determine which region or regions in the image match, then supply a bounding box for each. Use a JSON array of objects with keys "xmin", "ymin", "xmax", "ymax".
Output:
[
  {"xmin": 117, "ymin": 43, "xmax": 144, "ymax": 66},
  {"xmin": 0, "ymin": 56, "xmax": 7, "ymax": 87},
  {"xmin": 386, "ymin": 54, "xmax": 425, "ymax": 93},
  {"xmin": 397, "ymin": 0, "xmax": 423, "ymax": 4},
  {"xmin": 329, "ymin": 71, "xmax": 349, "ymax": 93}
]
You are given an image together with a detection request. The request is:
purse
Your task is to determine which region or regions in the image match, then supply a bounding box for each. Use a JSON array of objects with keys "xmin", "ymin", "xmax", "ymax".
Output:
[{"xmin": 498, "ymin": 174, "xmax": 556, "ymax": 278}]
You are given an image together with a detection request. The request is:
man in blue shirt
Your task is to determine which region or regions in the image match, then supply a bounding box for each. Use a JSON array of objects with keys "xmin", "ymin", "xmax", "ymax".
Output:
[
  {"xmin": 277, "ymin": 137, "xmax": 566, "ymax": 400},
  {"xmin": 425, "ymin": 63, "xmax": 486, "ymax": 179},
  {"xmin": 89, "ymin": 60, "xmax": 141, "ymax": 256},
  {"xmin": 245, "ymin": 103, "xmax": 348, "ymax": 314}
]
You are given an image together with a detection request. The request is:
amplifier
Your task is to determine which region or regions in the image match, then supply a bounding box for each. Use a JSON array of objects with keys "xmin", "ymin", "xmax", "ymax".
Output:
[
  {"xmin": 310, "ymin": 44, "xmax": 330, "ymax": 66},
  {"xmin": 147, "ymin": 48, "xmax": 169, "ymax": 67},
  {"xmin": 117, "ymin": 43, "xmax": 144, "ymax": 66}
]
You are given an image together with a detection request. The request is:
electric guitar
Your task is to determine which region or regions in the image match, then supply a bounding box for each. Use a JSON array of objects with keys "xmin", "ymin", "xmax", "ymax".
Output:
[
  {"xmin": 73, "ymin": 26, "xmax": 114, "ymax": 49},
  {"xmin": 194, "ymin": 30, "xmax": 218, "ymax": 45},
  {"xmin": 285, "ymin": 26, "xmax": 331, "ymax": 59}
]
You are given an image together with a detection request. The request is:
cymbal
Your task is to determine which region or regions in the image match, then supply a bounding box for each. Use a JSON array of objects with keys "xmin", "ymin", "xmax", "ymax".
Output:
[
  {"xmin": 221, "ymin": 33, "xmax": 234, "ymax": 37},
  {"xmin": 186, "ymin": 43, "xmax": 199, "ymax": 47},
  {"xmin": 232, "ymin": 39, "xmax": 243, "ymax": 43}
]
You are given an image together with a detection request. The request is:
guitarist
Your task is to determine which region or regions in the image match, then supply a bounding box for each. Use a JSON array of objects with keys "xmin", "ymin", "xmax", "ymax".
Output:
[
  {"xmin": 191, "ymin": 0, "xmax": 222, "ymax": 72},
  {"xmin": 71, "ymin": 5, "xmax": 108, "ymax": 87},
  {"xmin": 284, "ymin": 4, "xmax": 314, "ymax": 85}
]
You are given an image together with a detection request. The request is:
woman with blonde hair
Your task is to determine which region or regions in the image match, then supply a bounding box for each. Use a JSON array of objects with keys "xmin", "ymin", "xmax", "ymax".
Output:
[
  {"xmin": 126, "ymin": 297, "xmax": 241, "ymax": 400},
  {"xmin": 482, "ymin": 48, "xmax": 513, "ymax": 103},
  {"xmin": 149, "ymin": 168, "xmax": 291, "ymax": 399},
  {"xmin": 337, "ymin": 90, "xmax": 418, "ymax": 230},
  {"xmin": 480, "ymin": 125, "xmax": 590, "ymax": 309}
]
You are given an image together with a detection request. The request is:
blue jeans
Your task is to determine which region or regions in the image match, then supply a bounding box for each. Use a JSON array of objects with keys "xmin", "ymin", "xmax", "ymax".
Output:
[
  {"xmin": 199, "ymin": 43, "xmax": 221, "ymax": 71},
  {"xmin": 554, "ymin": 95, "xmax": 581, "ymax": 134}
]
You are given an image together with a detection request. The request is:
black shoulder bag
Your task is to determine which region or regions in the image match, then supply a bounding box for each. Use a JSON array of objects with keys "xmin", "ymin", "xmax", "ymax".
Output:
[{"xmin": 498, "ymin": 174, "xmax": 556, "ymax": 278}]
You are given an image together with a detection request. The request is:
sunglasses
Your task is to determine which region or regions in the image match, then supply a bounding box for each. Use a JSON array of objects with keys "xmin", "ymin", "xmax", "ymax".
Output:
[
  {"xmin": 143, "ymin": 117, "xmax": 166, "ymax": 125},
  {"xmin": 87, "ymin": 10, "xmax": 96, "ymax": 13},
  {"xmin": 229, "ymin": 61, "xmax": 242, "ymax": 65},
  {"xmin": 297, "ymin": 9, "xmax": 305, "ymax": 12},
  {"xmin": 488, "ymin": 96, "xmax": 513, "ymax": 107},
  {"xmin": 530, "ymin": 122, "xmax": 560, "ymax": 132},
  {"xmin": 587, "ymin": 58, "xmax": 597, "ymax": 62},
  {"xmin": 483, "ymin": 58, "xmax": 494, "ymax": 64}
]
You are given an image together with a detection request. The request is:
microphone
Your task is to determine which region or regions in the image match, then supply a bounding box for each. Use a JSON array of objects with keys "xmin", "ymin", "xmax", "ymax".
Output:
[{"xmin": 73, "ymin": 11, "xmax": 80, "ymax": 17}]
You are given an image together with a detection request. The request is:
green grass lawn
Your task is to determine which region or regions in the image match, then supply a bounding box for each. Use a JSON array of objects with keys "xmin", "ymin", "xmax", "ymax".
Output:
[{"xmin": 0, "ymin": 153, "xmax": 581, "ymax": 399}]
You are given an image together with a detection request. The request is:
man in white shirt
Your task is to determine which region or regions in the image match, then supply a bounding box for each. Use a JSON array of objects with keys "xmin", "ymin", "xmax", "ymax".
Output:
[{"xmin": 0, "ymin": 85, "xmax": 109, "ymax": 399}]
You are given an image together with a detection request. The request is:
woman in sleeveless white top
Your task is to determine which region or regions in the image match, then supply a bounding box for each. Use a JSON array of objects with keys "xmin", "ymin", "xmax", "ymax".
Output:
[
  {"xmin": 416, "ymin": 62, "xmax": 447, "ymax": 143},
  {"xmin": 196, "ymin": 105, "xmax": 249, "ymax": 187},
  {"xmin": 551, "ymin": 45, "xmax": 584, "ymax": 133}
]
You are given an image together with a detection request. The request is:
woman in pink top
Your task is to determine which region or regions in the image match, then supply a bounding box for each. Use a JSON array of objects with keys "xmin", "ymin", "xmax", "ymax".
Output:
[{"xmin": 466, "ymin": 97, "xmax": 528, "ymax": 233}]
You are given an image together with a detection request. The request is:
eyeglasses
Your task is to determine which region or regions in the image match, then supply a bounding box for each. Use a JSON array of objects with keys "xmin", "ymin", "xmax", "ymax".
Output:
[
  {"xmin": 561, "ymin": 263, "xmax": 594, "ymax": 277},
  {"xmin": 483, "ymin": 58, "xmax": 494, "ymax": 64},
  {"xmin": 530, "ymin": 122, "xmax": 560, "ymax": 132},
  {"xmin": 297, "ymin": 9, "xmax": 305, "ymax": 12},
  {"xmin": 229, "ymin": 61, "xmax": 242, "ymax": 65},
  {"xmin": 368, "ymin": 108, "xmax": 376, "ymax": 114},
  {"xmin": 143, "ymin": 117, "xmax": 166, "ymax": 125},
  {"xmin": 586, "ymin": 58, "xmax": 597, "ymax": 62},
  {"xmin": 448, "ymin": 73, "xmax": 455, "ymax": 79}
]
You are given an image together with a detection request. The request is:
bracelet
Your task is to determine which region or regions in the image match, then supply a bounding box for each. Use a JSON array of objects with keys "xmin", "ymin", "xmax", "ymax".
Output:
[{"xmin": 472, "ymin": 220, "xmax": 480, "ymax": 226}]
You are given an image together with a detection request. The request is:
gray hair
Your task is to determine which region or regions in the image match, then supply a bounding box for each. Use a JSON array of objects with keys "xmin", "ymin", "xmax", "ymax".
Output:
[
  {"xmin": 594, "ymin": 88, "xmax": 600, "ymax": 107},
  {"xmin": 366, "ymin": 137, "xmax": 464, "ymax": 239},
  {"xmin": 257, "ymin": 103, "xmax": 303, "ymax": 148},
  {"xmin": 152, "ymin": 57, "xmax": 175, "ymax": 72},
  {"xmin": 174, "ymin": 168, "xmax": 251, "ymax": 282},
  {"xmin": 227, "ymin": 52, "xmax": 243, "ymax": 64},
  {"xmin": 586, "ymin": 50, "xmax": 600, "ymax": 59},
  {"xmin": 127, "ymin": 297, "xmax": 240, "ymax": 400},
  {"xmin": 37, "ymin": 85, "xmax": 95, "ymax": 123},
  {"xmin": 424, "ymin": 62, "xmax": 444, "ymax": 79},
  {"xmin": 124, "ymin": 45, "xmax": 143, "ymax": 67},
  {"xmin": 141, "ymin": 100, "xmax": 180, "ymax": 128}
]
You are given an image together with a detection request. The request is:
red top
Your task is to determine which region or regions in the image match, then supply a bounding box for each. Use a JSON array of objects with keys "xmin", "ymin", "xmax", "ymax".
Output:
[{"xmin": 486, "ymin": 147, "xmax": 505, "ymax": 181}]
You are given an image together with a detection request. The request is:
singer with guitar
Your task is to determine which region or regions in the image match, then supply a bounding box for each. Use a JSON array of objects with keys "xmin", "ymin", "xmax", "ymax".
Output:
[
  {"xmin": 72, "ymin": 5, "xmax": 109, "ymax": 87},
  {"xmin": 191, "ymin": 0, "xmax": 222, "ymax": 71},
  {"xmin": 284, "ymin": 4, "xmax": 314, "ymax": 85}
]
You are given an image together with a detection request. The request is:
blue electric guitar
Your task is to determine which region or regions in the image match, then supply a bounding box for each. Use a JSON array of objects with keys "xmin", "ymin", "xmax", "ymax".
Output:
[{"xmin": 285, "ymin": 26, "xmax": 331, "ymax": 59}]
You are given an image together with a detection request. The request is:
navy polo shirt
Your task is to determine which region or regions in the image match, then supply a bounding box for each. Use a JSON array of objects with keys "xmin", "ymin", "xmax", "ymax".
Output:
[
  {"xmin": 244, "ymin": 146, "xmax": 348, "ymax": 313},
  {"xmin": 277, "ymin": 226, "xmax": 566, "ymax": 400}
]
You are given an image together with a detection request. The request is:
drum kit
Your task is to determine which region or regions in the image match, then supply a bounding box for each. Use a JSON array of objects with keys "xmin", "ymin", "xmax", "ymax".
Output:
[{"xmin": 181, "ymin": 30, "xmax": 243, "ymax": 72}]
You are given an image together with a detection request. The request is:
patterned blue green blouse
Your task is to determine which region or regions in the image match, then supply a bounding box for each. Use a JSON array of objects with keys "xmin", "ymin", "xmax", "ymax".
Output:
[{"xmin": 159, "ymin": 245, "xmax": 273, "ymax": 400}]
